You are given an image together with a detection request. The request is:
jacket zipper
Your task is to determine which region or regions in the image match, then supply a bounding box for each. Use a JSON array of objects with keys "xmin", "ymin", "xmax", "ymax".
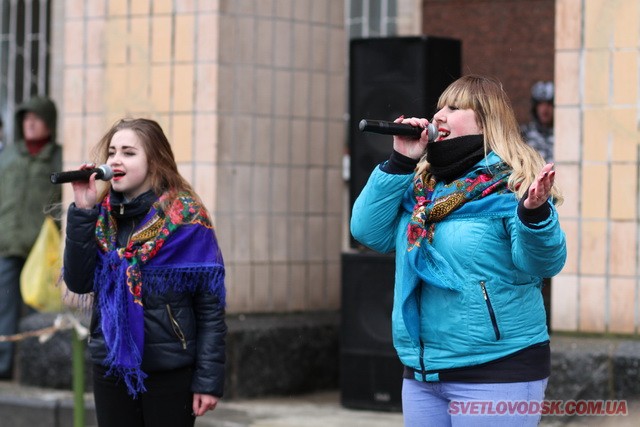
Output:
[
  {"xmin": 419, "ymin": 340, "xmax": 427, "ymax": 381},
  {"xmin": 166, "ymin": 304, "xmax": 187, "ymax": 350},
  {"xmin": 480, "ymin": 281, "xmax": 501, "ymax": 340}
]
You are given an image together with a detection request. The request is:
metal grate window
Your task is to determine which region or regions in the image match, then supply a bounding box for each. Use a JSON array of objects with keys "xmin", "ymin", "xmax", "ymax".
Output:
[
  {"xmin": 0, "ymin": 0, "xmax": 51, "ymax": 142},
  {"xmin": 347, "ymin": 0, "xmax": 398, "ymax": 39}
]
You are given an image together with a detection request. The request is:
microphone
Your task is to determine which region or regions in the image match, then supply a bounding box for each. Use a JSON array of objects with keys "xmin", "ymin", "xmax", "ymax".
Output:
[
  {"xmin": 359, "ymin": 119, "xmax": 438, "ymax": 142},
  {"xmin": 50, "ymin": 164, "xmax": 114, "ymax": 184}
]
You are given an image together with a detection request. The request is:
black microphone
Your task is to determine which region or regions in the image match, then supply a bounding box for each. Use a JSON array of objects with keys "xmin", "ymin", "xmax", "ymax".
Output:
[
  {"xmin": 50, "ymin": 164, "xmax": 114, "ymax": 184},
  {"xmin": 359, "ymin": 119, "xmax": 438, "ymax": 142}
]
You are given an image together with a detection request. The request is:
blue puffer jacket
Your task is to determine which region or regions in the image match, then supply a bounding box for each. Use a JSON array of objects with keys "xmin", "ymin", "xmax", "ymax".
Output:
[{"xmin": 350, "ymin": 153, "xmax": 566, "ymax": 381}]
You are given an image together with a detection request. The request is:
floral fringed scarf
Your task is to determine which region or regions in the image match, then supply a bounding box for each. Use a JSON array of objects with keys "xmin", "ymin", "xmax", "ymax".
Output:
[{"xmin": 93, "ymin": 191, "xmax": 226, "ymax": 397}]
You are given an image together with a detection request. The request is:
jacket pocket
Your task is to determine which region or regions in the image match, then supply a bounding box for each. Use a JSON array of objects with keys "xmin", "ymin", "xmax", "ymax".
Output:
[
  {"xmin": 479, "ymin": 281, "xmax": 501, "ymax": 340},
  {"xmin": 166, "ymin": 304, "xmax": 187, "ymax": 350}
]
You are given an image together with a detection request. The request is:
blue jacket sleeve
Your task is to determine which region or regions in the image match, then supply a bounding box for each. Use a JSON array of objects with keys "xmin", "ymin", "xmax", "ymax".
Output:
[
  {"xmin": 350, "ymin": 165, "xmax": 414, "ymax": 254},
  {"xmin": 506, "ymin": 201, "xmax": 567, "ymax": 278}
]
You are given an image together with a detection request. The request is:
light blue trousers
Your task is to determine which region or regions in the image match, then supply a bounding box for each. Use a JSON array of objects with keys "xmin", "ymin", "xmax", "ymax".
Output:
[
  {"xmin": 0, "ymin": 256, "xmax": 25, "ymax": 375},
  {"xmin": 402, "ymin": 378, "xmax": 548, "ymax": 427}
]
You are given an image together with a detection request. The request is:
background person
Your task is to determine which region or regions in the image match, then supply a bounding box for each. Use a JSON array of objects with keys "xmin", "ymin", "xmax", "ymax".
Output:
[
  {"xmin": 0, "ymin": 96, "xmax": 61, "ymax": 379},
  {"xmin": 521, "ymin": 80, "xmax": 554, "ymax": 162},
  {"xmin": 63, "ymin": 118, "xmax": 227, "ymax": 427},
  {"xmin": 351, "ymin": 75, "xmax": 566, "ymax": 426}
]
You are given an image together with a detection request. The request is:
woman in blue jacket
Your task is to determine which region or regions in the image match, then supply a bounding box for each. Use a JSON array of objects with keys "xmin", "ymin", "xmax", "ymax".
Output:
[{"xmin": 351, "ymin": 75, "xmax": 566, "ymax": 426}]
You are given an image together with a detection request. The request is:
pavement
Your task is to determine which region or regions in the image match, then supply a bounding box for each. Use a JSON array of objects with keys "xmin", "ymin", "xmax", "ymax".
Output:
[{"xmin": 2, "ymin": 381, "xmax": 639, "ymax": 426}]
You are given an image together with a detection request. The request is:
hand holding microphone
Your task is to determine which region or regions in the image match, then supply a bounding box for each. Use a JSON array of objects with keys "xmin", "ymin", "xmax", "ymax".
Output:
[
  {"xmin": 50, "ymin": 164, "xmax": 113, "ymax": 184},
  {"xmin": 360, "ymin": 116, "xmax": 436, "ymax": 159},
  {"xmin": 52, "ymin": 163, "xmax": 113, "ymax": 209}
]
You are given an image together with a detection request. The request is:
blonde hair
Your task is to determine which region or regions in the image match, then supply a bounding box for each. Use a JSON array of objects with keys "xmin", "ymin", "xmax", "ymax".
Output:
[{"xmin": 417, "ymin": 75, "xmax": 562, "ymax": 204}]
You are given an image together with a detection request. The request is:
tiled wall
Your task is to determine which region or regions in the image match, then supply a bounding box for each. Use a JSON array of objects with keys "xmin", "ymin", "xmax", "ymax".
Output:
[
  {"xmin": 552, "ymin": 0, "xmax": 639, "ymax": 334},
  {"xmin": 53, "ymin": 0, "xmax": 347, "ymax": 314}
]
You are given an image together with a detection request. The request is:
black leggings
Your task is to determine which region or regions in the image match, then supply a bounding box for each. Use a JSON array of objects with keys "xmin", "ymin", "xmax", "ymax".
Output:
[{"xmin": 92, "ymin": 364, "xmax": 195, "ymax": 427}]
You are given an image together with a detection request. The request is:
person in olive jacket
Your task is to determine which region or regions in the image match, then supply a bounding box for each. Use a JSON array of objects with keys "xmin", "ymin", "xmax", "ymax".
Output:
[
  {"xmin": 0, "ymin": 95, "xmax": 61, "ymax": 379},
  {"xmin": 63, "ymin": 118, "xmax": 226, "ymax": 427}
]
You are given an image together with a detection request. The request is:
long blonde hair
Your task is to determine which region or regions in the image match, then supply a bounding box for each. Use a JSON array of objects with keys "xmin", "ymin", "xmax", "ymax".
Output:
[{"xmin": 417, "ymin": 75, "xmax": 562, "ymax": 204}]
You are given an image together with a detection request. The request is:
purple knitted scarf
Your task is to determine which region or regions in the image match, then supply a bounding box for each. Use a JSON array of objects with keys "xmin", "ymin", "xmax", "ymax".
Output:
[{"xmin": 94, "ymin": 191, "xmax": 225, "ymax": 397}]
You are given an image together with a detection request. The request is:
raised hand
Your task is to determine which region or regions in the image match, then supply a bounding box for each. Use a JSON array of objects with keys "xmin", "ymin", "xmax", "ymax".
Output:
[{"xmin": 524, "ymin": 163, "xmax": 555, "ymax": 209}]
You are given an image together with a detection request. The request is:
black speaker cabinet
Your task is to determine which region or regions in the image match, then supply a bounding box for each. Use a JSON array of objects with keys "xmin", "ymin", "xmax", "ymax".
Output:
[
  {"xmin": 340, "ymin": 251, "xmax": 403, "ymax": 412},
  {"xmin": 348, "ymin": 36, "xmax": 461, "ymax": 231}
]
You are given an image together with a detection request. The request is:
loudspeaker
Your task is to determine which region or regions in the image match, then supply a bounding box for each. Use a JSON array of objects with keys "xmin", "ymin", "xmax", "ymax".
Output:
[
  {"xmin": 340, "ymin": 251, "xmax": 403, "ymax": 412},
  {"xmin": 348, "ymin": 36, "xmax": 461, "ymax": 230}
]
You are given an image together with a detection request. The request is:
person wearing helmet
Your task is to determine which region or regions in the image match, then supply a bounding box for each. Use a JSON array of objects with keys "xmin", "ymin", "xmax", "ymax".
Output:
[{"xmin": 521, "ymin": 81, "xmax": 554, "ymax": 162}]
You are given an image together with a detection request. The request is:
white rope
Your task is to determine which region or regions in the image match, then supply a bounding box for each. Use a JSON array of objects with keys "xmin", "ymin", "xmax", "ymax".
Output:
[{"xmin": 0, "ymin": 313, "xmax": 89, "ymax": 344}]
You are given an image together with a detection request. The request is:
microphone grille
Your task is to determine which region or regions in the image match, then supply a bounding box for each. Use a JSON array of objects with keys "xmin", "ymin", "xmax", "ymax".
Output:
[
  {"xmin": 426, "ymin": 123, "xmax": 438, "ymax": 142},
  {"xmin": 98, "ymin": 164, "xmax": 114, "ymax": 180}
]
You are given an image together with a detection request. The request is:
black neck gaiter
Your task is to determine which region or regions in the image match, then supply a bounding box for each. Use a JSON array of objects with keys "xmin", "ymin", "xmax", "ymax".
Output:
[{"xmin": 426, "ymin": 134, "xmax": 487, "ymax": 182}]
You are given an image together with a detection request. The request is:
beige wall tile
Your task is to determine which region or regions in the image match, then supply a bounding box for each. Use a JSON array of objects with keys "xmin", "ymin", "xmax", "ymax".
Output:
[
  {"xmin": 238, "ymin": 16, "xmax": 256, "ymax": 64},
  {"xmin": 328, "ymin": 74, "xmax": 347, "ymax": 120},
  {"xmin": 289, "ymin": 168, "xmax": 307, "ymax": 214},
  {"xmin": 307, "ymin": 216, "xmax": 326, "ymax": 261},
  {"xmin": 610, "ymin": 221, "xmax": 637, "ymax": 276},
  {"xmin": 175, "ymin": 0, "xmax": 196, "ymax": 13},
  {"xmin": 175, "ymin": 15, "xmax": 195, "ymax": 62},
  {"xmin": 151, "ymin": 16, "xmax": 172, "ymax": 63},
  {"xmin": 196, "ymin": 13, "xmax": 219, "ymax": 63},
  {"xmin": 293, "ymin": 22, "xmax": 311, "ymax": 70},
  {"xmin": 64, "ymin": 0, "xmax": 84, "ymax": 18},
  {"xmin": 583, "ymin": 109, "xmax": 609, "ymax": 162},
  {"xmin": 216, "ymin": 65, "xmax": 234, "ymax": 114},
  {"xmin": 611, "ymin": 109, "xmax": 638, "ymax": 161},
  {"xmin": 555, "ymin": 0, "xmax": 582, "ymax": 50},
  {"xmin": 309, "ymin": 120, "xmax": 327, "ymax": 167},
  {"xmin": 174, "ymin": 64, "xmax": 195, "ymax": 112},
  {"xmin": 153, "ymin": 0, "xmax": 173, "ymax": 15},
  {"xmin": 86, "ymin": 0, "xmax": 106, "ymax": 17},
  {"xmin": 106, "ymin": 18, "xmax": 127, "ymax": 64},
  {"xmin": 580, "ymin": 164, "xmax": 608, "ymax": 219},
  {"xmin": 63, "ymin": 68, "xmax": 84, "ymax": 114},
  {"xmin": 273, "ymin": 21, "xmax": 293, "ymax": 67},
  {"xmin": 195, "ymin": 64, "xmax": 218, "ymax": 112},
  {"xmin": 613, "ymin": 51, "xmax": 637, "ymax": 105},
  {"xmin": 85, "ymin": 68, "xmax": 105, "ymax": 114},
  {"xmin": 272, "ymin": 118, "xmax": 291, "ymax": 165},
  {"xmin": 108, "ymin": 0, "xmax": 128, "ymax": 16},
  {"xmin": 227, "ymin": 262, "xmax": 253, "ymax": 312},
  {"xmin": 584, "ymin": 51, "xmax": 610, "ymax": 106},
  {"xmin": 292, "ymin": 71, "xmax": 311, "ymax": 118},
  {"xmin": 252, "ymin": 264, "xmax": 273, "ymax": 311},
  {"xmin": 85, "ymin": 115, "xmax": 108, "ymax": 155},
  {"xmin": 171, "ymin": 114, "xmax": 193, "ymax": 162},
  {"xmin": 551, "ymin": 274, "xmax": 578, "ymax": 331},
  {"xmin": 308, "ymin": 263, "xmax": 327, "ymax": 310},
  {"xmin": 127, "ymin": 64, "xmax": 153, "ymax": 112},
  {"xmin": 294, "ymin": 0, "xmax": 313, "ymax": 21},
  {"xmin": 235, "ymin": 67, "xmax": 255, "ymax": 115},
  {"xmin": 271, "ymin": 263, "xmax": 291, "ymax": 312},
  {"xmin": 194, "ymin": 113, "xmax": 218, "ymax": 162},
  {"xmin": 86, "ymin": 19, "xmax": 105, "ymax": 66},
  {"xmin": 609, "ymin": 278, "xmax": 636, "ymax": 334},
  {"xmin": 130, "ymin": 0, "xmax": 150, "ymax": 15},
  {"xmin": 613, "ymin": 0, "xmax": 639, "ymax": 48},
  {"xmin": 255, "ymin": 19, "xmax": 274, "ymax": 66},
  {"xmin": 579, "ymin": 276, "xmax": 606, "ymax": 332},
  {"xmin": 235, "ymin": 116, "xmax": 254, "ymax": 161},
  {"xmin": 61, "ymin": 116, "xmax": 83, "ymax": 163},
  {"xmin": 270, "ymin": 214, "xmax": 290, "ymax": 261},
  {"xmin": 252, "ymin": 214, "xmax": 271, "ymax": 262},
  {"xmin": 584, "ymin": 0, "xmax": 612, "ymax": 49},
  {"xmin": 150, "ymin": 64, "xmax": 171, "ymax": 112},
  {"xmin": 289, "ymin": 264, "xmax": 307, "ymax": 311},
  {"xmin": 555, "ymin": 163, "xmax": 579, "ymax": 218},
  {"xmin": 194, "ymin": 164, "xmax": 215, "ymax": 211},
  {"xmin": 559, "ymin": 219, "xmax": 579, "ymax": 274},
  {"xmin": 129, "ymin": 17, "xmax": 150, "ymax": 63},
  {"xmin": 254, "ymin": 117, "xmax": 274, "ymax": 165},
  {"xmin": 326, "ymin": 169, "xmax": 344, "ymax": 216},
  {"xmin": 554, "ymin": 51, "xmax": 580, "ymax": 106},
  {"xmin": 325, "ymin": 216, "xmax": 342, "ymax": 261},
  {"xmin": 254, "ymin": 67, "xmax": 274, "ymax": 115},
  {"xmin": 554, "ymin": 107, "xmax": 580, "ymax": 162},
  {"xmin": 233, "ymin": 212, "xmax": 252, "ymax": 263},
  {"xmin": 579, "ymin": 220, "xmax": 607, "ymax": 275},
  {"xmin": 291, "ymin": 119, "xmax": 309, "ymax": 166},
  {"xmin": 273, "ymin": 70, "xmax": 293, "ymax": 116},
  {"xmin": 610, "ymin": 164, "xmax": 637, "ymax": 220},
  {"xmin": 252, "ymin": 166, "xmax": 271, "ymax": 215},
  {"xmin": 64, "ymin": 20, "xmax": 84, "ymax": 66},
  {"xmin": 275, "ymin": 0, "xmax": 294, "ymax": 19},
  {"xmin": 310, "ymin": 73, "xmax": 328, "ymax": 120},
  {"xmin": 307, "ymin": 168, "xmax": 326, "ymax": 214}
]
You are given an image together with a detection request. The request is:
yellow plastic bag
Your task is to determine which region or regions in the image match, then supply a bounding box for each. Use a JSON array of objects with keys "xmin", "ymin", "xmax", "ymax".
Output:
[{"xmin": 20, "ymin": 216, "xmax": 63, "ymax": 312}]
